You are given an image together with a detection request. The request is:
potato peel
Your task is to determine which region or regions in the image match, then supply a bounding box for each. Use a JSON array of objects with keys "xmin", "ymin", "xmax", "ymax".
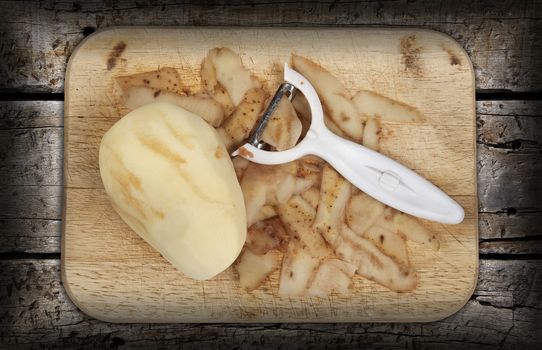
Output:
[
  {"xmin": 236, "ymin": 249, "xmax": 282, "ymax": 292},
  {"xmin": 292, "ymin": 55, "xmax": 363, "ymax": 142},
  {"xmin": 336, "ymin": 225, "xmax": 418, "ymax": 292},
  {"xmin": 313, "ymin": 165, "xmax": 351, "ymax": 246},
  {"xmin": 116, "ymin": 47, "xmax": 439, "ymax": 296},
  {"xmin": 352, "ymin": 90, "xmax": 425, "ymax": 123}
]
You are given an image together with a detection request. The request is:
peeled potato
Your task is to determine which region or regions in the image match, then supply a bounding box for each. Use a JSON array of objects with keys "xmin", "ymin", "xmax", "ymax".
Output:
[{"xmin": 99, "ymin": 102, "xmax": 246, "ymax": 280}]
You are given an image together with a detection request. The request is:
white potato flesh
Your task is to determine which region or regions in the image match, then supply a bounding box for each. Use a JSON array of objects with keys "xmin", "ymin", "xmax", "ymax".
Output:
[
  {"xmin": 116, "ymin": 67, "xmax": 187, "ymax": 95},
  {"xmin": 99, "ymin": 102, "xmax": 246, "ymax": 280},
  {"xmin": 363, "ymin": 225, "xmax": 409, "ymax": 266},
  {"xmin": 362, "ymin": 117, "xmax": 381, "ymax": 151},
  {"xmin": 307, "ymin": 259, "xmax": 357, "ymax": 297},
  {"xmin": 313, "ymin": 165, "xmax": 351, "ymax": 246},
  {"xmin": 121, "ymin": 86, "xmax": 225, "ymax": 127},
  {"xmin": 206, "ymin": 48, "xmax": 262, "ymax": 106},
  {"xmin": 352, "ymin": 90, "xmax": 425, "ymax": 123},
  {"xmin": 346, "ymin": 192, "xmax": 386, "ymax": 236},
  {"xmin": 236, "ymin": 249, "xmax": 281, "ymax": 291},
  {"xmin": 336, "ymin": 225, "xmax": 418, "ymax": 292},
  {"xmin": 292, "ymin": 55, "xmax": 363, "ymax": 141}
]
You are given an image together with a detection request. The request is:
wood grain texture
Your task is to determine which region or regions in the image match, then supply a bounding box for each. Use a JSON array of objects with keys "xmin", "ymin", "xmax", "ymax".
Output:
[
  {"xmin": 0, "ymin": 0, "xmax": 541, "ymax": 93},
  {"xmin": 1, "ymin": 259, "xmax": 540, "ymax": 349},
  {"xmin": 478, "ymin": 144, "xmax": 542, "ymax": 213},
  {"xmin": 62, "ymin": 27, "xmax": 477, "ymax": 322}
]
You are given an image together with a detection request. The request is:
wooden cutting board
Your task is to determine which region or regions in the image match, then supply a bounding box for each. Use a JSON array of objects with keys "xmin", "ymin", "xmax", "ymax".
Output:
[{"xmin": 62, "ymin": 27, "xmax": 477, "ymax": 323}]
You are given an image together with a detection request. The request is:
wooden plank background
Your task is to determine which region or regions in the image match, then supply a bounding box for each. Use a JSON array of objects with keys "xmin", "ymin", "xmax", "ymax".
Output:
[{"xmin": 0, "ymin": 0, "xmax": 541, "ymax": 348}]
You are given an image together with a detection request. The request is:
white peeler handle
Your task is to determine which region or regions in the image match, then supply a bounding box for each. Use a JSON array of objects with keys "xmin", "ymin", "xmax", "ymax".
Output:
[
  {"xmin": 286, "ymin": 63, "xmax": 464, "ymax": 224},
  {"xmin": 234, "ymin": 64, "xmax": 464, "ymax": 224},
  {"xmin": 307, "ymin": 128, "xmax": 464, "ymax": 224}
]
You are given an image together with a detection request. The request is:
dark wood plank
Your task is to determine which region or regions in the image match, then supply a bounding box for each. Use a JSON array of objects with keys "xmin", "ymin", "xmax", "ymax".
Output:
[
  {"xmin": 0, "ymin": 101, "xmax": 63, "ymax": 129},
  {"xmin": 0, "ymin": 0, "xmax": 541, "ymax": 93},
  {"xmin": 479, "ymin": 212, "xmax": 542, "ymax": 239},
  {"xmin": 476, "ymin": 100, "xmax": 542, "ymax": 241},
  {"xmin": 0, "ymin": 127, "xmax": 63, "ymax": 186},
  {"xmin": 475, "ymin": 259, "xmax": 542, "ymax": 309},
  {"xmin": 477, "ymin": 101, "xmax": 542, "ymax": 153},
  {"xmin": 477, "ymin": 144, "xmax": 542, "ymax": 213},
  {"xmin": 480, "ymin": 239, "xmax": 542, "ymax": 255},
  {"xmin": 1, "ymin": 259, "xmax": 540, "ymax": 349},
  {"xmin": 0, "ymin": 219, "xmax": 60, "ymax": 254},
  {"xmin": 0, "ymin": 185, "xmax": 62, "ymax": 220}
]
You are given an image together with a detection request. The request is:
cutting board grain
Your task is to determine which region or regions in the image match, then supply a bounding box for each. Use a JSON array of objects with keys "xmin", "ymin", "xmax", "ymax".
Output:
[{"xmin": 62, "ymin": 27, "xmax": 477, "ymax": 322}]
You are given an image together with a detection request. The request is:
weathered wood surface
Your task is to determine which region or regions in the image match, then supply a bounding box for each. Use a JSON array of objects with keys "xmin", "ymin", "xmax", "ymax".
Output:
[
  {"xmin": 0, "ymin": 0, "xmax": 541, "ymax": 346},
  {"xmin": 0, "ymin": 0, "xmax": 541, "ymax": 93},
  {"xmin": 1, "ymin": 259, "xmax": 540, "ymax": 348}
]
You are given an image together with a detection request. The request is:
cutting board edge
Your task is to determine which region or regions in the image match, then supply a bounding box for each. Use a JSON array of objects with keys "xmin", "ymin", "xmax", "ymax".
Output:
[{"xmin": 61, "ymin": 26, "xmax": 479, "ymax": 323}]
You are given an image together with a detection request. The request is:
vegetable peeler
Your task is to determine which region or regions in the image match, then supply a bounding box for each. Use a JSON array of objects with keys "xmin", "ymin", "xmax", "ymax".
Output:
[{"xmin": 233, "ymin": 64, "xmax": 464, "ymax": 225}]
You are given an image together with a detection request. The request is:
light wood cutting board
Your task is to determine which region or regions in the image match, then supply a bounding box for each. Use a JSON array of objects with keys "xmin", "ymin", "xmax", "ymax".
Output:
[{"xmin": 62, "ymin": 27, "xmax": 477, "ymax": 322}]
